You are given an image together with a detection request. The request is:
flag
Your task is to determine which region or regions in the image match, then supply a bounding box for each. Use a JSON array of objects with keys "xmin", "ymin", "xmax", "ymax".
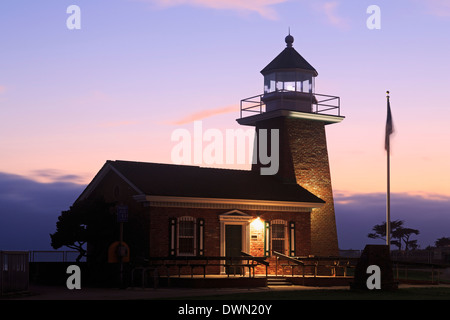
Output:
[
  {"xmin": 385, "ymin": 94, "xmax": 394, "ymax": 152},
  {"xmin": 385, "ymin": 92, "xmax": 394, "ymax": 249}
]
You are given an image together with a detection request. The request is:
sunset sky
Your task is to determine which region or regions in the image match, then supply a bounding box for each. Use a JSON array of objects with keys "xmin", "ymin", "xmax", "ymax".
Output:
[{"xmin": 1, "ymin": 0, "xmax": 450, "ymax": 250}]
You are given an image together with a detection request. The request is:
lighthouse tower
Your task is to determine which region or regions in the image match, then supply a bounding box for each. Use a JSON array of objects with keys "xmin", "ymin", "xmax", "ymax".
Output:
[{"xmin": 237, "ymin": 34, "xmax": 344, "ymax": 256}]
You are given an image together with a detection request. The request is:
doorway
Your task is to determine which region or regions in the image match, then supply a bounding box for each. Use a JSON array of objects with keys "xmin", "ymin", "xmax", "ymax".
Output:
[{"xmin": 225, "ymin": 225, "xmax": 243, "ymax": 275}]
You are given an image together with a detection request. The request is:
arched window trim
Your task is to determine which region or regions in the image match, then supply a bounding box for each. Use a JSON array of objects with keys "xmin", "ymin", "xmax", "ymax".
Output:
[{"xmin": 271, "ymin": 219, "xmax": 288, "ymax": 255}]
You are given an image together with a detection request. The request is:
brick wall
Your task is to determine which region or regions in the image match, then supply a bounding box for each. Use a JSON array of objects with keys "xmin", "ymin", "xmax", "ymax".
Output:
[
  {"xmin": 148, "ymin": 207, "xmax": 311, "ymax": 275},
  {"xmin": 149, "ymin": 207, "xmax": 222, "ymax": 257},
  {"xmin": 286, "ymin": 118, "xmax": 339, "ymax": 256},
  {"xmin": 149, "ymin": 208, "xmax": 310, "ymax": 256},
  {"xmin": 252, "ymin": 117, "xmax": 339, "ymax": 257}
]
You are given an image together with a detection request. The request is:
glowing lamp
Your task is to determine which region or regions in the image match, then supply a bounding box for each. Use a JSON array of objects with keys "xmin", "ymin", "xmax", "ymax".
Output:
[{"xmin": 251, "ymin": 217, "xmax": 264, "ymax": 232}]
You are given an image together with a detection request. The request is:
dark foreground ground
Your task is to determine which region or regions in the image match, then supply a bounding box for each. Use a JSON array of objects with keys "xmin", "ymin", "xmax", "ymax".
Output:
[
  {"xmin": 4, "ymin": 283, "xmax": 450, "ymax": 300},
  {"xmin": 3, "ymin": 283, "xmax": 449, "ymax": 320}
]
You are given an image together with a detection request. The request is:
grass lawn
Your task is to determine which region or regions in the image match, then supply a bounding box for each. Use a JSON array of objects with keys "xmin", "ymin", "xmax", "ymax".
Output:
[{"xmin": 174, "ymin": 286, "xmax": 450, "ymax": 300}]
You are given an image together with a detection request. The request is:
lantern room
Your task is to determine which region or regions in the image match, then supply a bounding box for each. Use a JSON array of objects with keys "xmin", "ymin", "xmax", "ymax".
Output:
[
  {"xmin": 260, "ymin": 33, "xmax": 319, "ymax": 113},
  {"xmin": 238, "ymin": 33, "xmax": 342, "ymax": 125}
]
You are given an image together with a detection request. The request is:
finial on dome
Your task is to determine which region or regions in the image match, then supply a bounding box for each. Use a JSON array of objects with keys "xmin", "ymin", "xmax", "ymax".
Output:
[{"xmin": 285, "ymin": 28, "xmax": 294, "ymax": 47}]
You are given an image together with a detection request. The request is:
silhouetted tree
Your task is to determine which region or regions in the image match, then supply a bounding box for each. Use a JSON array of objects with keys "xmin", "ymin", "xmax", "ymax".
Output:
[
  {"xmin": 368, "ymin": 220, "xmax": 420, "ymax": 251},
  {"xmin": 367, "ymin": 220, "xmax": 403, "ymax": 245},
  {"xmin": 435, "ymin": 237, "xmax": 450, "ymax": 247},
  {"xmin": 50, "ymin": 197, "xmax": 116, "ymax": 262},
  {"xmin": 395, "ymin": 227, "xmax": 419, "ymax": 251}
]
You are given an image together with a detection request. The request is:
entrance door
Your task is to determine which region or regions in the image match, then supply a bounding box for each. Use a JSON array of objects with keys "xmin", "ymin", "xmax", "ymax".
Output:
[{"xmin": 225, "ymin": 225, "xmax": 242, "ymax": 275}]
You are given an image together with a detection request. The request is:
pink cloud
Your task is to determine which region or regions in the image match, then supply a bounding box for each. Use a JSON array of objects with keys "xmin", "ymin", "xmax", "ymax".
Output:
[
  {"xmin": 137, "ymin": 0, "xmax": 287, "ymax": 20},
  {"xmin": 168, "ymin": 104, "xmax": 237, "ymax": 125},
  {"xmin": 0, "ymin": 85, "xmax": 6, "ymax": 94},
  {"xmin": 317, "ymin": 1, "xmax": 349, "ymax": 30},
  {"xmin": 28, "ymin": 169, "xmax": 89, "ymax": 184}
]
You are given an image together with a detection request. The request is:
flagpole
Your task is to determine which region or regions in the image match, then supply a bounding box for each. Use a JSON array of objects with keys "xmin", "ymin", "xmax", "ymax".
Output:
[{"xmin": 386, "ymin": 91, "xmax": 391, "ymax": 250}]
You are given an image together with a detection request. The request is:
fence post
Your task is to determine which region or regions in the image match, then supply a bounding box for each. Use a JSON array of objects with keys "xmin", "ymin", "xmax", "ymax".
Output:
[
  {"xmin": 275, "ymin": 256, "xmax": 278, "ymax": 277},
  {"xmin": 431, "ymin": 265, "xmax": 434, "ymax": 284},
  {"xmin": 1, "ymin": 252, "xmax": 3, "ymax": 295}
]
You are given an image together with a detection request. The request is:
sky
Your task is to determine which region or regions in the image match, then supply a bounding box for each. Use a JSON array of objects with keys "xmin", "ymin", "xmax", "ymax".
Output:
[{"xmin": 1, "ymin": 0, "xmax": 450, "ymax": 251}]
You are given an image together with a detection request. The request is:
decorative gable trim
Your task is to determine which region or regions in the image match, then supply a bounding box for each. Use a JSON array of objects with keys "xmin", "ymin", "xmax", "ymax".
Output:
[
  {"xmin": 221, "ymin": 209, "xmax": 250, "ymax": 216},
  {"xmin": 219, "ymin": 210, "xmax": 253, "ymax": 222}
]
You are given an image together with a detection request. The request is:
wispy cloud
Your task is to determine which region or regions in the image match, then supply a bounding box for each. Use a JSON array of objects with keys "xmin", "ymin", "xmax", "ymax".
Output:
[
  {"xmin": 136, "ymin": 0, "xmax": 288, "ymax": 20},
  {"xmin": 315, "ymin": 1, "xmax": 349, "ymax": 30},
  {"xmin": 168, "ymin": 104, "xmax": 237, "ymax": 125},
  {"xmin": 28, "ymin": 169, "xmax": 89, "ymax": 185},
  {"xmin": 0, "ymin": 85, "xmax": 6, "ymax": 94}
]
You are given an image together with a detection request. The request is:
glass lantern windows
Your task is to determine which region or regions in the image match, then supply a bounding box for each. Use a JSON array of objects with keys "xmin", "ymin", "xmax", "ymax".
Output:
[
  {"xmin": 264, "ymin": 73, "xmax": 276, "ymax": 93},
  {"xmin": 284, "ymin": 81, "xmax": 296, "ymax": 92},
  {"xmin": 263, "ymin": 71, "xmax": 314, "ymax": 94}
]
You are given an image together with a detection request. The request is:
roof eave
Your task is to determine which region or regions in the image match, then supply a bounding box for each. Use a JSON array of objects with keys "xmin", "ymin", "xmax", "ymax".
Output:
[
  {"xmin": 134, "ymin": 194, "xmax": 324, "ymax": 212},
  {"xmin": 261, "ymin": 68, "xmax": 318, "ymax": 77}
]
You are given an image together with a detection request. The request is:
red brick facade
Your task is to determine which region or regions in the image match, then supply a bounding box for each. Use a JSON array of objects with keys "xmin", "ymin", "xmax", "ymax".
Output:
[
  {"xmin": 148, "ymin": 206, "xmax": 311, "ymax": 275},
  {"xmin": 83, "ymin": 168, "xmax": 315, "ymax": 275},
  {"xmin": 253, "ymin": 117, "xmax": 339, "ymax": 257}
]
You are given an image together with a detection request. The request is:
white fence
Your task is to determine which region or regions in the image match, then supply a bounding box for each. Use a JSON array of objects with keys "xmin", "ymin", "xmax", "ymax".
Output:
[
  {"xmin": 340, "ymin": 248, "xmax": 450, "ymax": 263},
  {"xmin": 29, "ymin": 250, "xmax": 85, "ymax": 262}
]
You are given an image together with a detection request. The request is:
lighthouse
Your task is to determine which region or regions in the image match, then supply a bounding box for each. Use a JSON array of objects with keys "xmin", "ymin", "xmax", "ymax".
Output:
[{"xmin": 237, "ymin": 33, "xmax": 344, "ymax": 256}]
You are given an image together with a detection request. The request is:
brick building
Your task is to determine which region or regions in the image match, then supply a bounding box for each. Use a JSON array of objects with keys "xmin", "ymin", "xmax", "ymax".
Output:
[{"xmin": 76, "ymin": 34, "xmax": 344, "ymax": 276}]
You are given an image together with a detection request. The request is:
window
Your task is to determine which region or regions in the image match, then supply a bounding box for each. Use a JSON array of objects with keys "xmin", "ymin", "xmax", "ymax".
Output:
[
  {"xmin": 284, "ymin": 81, "xmax": 296, "ymax": 91},
  {"xmin": 271, "ymin": 220, "xmax": 287, "ymax": 254},
  {"xmin": 169, "ymin": 216, "xmax": 204, "ymax": 257},
  {"xmin": 263, "ymin": 72, "xmax": 314, "ymax": 94},
  {"xmin": 177, "ymin": 216, "xmax": 196, "ymax": 256}
]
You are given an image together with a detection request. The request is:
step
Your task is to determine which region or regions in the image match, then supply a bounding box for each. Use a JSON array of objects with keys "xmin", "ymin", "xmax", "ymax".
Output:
[
  {"xmin": 268, "ymin": 282, "xmax": 292, "ymax": 286},
  {"xmin": 267, "ymin": 277, "xmax": 293, "ymax": 286}
]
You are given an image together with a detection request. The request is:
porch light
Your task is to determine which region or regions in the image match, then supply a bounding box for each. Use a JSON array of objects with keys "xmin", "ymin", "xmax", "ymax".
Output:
[{"xmin": 251, "ymin": 217, "xmax": 264, "ymax": 232}]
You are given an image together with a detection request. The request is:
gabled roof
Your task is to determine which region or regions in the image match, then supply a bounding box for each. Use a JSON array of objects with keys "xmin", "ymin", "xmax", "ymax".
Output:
[
  {"xmin": 260, "ymin": 35, "xmax": 318, "ymax": 76},
  {"xmin": 78, "ymin": 160, "xmax": 325, "ymax": 205}
]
